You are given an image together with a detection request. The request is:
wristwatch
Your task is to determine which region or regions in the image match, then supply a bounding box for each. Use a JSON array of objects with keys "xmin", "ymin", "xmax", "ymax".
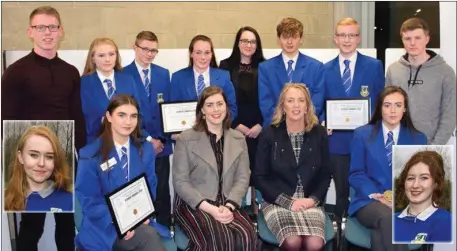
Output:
[{"xmin": 309, "ymin": 196, "xmax": 320, "ymax": 206}]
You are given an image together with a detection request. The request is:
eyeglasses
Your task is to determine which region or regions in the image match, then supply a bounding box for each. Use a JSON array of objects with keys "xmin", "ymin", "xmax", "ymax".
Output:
[
  {"xmin": 30, "ymin": 25, "xmax": 60, "ymax": 32},
  {"xmin": 135, "ymin": 44, "xmax": 159, "ymax": 54},
  {"xmin": 239, "ymin": 39, "xmax": 257, "ymax": 46},
  {"xmin": 336, "ymin": 33, "xmax": 359, "ymax": 39}
]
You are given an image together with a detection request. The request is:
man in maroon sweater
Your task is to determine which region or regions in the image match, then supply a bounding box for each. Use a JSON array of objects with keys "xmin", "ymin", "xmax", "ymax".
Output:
[{"xmin": 1, "ymin": 6, "xmax": 85, "ymax": 251}]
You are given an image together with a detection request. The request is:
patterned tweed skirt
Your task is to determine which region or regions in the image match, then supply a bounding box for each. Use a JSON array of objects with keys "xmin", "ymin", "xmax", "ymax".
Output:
[{"xmin": 261, "ymin": 184, "xmax": 326, "ymax": 246}]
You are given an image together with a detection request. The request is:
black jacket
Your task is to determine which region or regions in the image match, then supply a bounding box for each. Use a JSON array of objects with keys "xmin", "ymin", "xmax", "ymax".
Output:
[{"xmin": 253, "ymin": 121, "xmax": 332, "ymax": 205}]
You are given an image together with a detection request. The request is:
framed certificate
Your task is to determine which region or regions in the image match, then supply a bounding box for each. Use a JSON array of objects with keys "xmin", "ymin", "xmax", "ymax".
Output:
[
  {"xmin": 105, "ymin": 173, "xmax": 155, "ymax": 238},
  {"xmin": 160, "ymin": 101, "xmax": 197, "ymax": 134},
  {"xmin": 325, "ymin": 98, "xmax": 370, "ymax": 130}
]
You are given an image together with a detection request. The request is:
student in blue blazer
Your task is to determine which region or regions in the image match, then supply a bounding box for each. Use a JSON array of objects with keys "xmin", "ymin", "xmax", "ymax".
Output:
[
  {"xmin": 75, "ymin": 94, "xmax": 167, "ymax": 251},
  {"xmin": 320, "ymin": 18, "xmax": 385, "ymax": 221},
  {"xmin": 123, "ymin": 31, "xmax": 173, "ymax": 228},
  {"xmin": 169, "ymin": 35, "xmax": 237, "ymax": 122},
  {"xmin": 394, "ymin": 150, "xmax": 452, "ymax": 243},
  {"xmin": 349, "ymin": 86, "xmax": 427, "ymax": 251},
  {"xmin": 258, "ymin": 17, "xmax": 325, "ymax": 127},
  {"xmin": 80, "ymin": 37, "xmax": 149, "ymax": 144}
]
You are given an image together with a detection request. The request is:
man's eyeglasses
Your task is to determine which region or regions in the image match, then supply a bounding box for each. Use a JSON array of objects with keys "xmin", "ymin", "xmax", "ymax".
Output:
[
  {"xmin": 336, "ymin": 33, "xmax": 359, "ymax": 39},
  {"xmin": 30, "ymin": 25, "xmax": 60, "ymax": 33},
  {"xmin": 135, "ymin": 44, "xmax": 159, "ymax": 54},
  {"xmin": 239, "ymin": 39, "xmax": 257, "ymax": 46}
]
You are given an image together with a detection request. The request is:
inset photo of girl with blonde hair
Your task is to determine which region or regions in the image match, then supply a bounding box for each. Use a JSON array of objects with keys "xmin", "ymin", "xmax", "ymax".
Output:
[{"xmin": 3, "ymin": 120, "xmax": 74, "ymax": 213}]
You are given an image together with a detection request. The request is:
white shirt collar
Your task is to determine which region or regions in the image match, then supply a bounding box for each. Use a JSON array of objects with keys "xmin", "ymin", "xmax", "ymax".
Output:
[
  {"xmin": 397, "ymin": 204, "xmax": 439, "ymax": 221},
  {"xmin": 282, "ymin": 52, "xmax": 299, "ymax": 71},
  {"xmin": 135, "ymin": 60, "xmax": 150, "ymax": 81},
  {"xmin": 114, "ymin": 138, "xmax": 130, "ymax": 160},
  {"xmin": 193, "ymin": 67, "xmax": 210, "ymax": 90},
  {"xmin": 97, "ymin": 70, "xmax": 116, "ymax": 95},
  {"xmin": 382, "ymin": 122, "xmax": 400, "ymax": 144},
  {"xmin": 338, "ymin": 52, "xmax": 358, "ymax": 78}
]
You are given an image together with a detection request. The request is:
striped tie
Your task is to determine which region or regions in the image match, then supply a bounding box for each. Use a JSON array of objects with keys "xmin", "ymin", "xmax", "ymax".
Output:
[
  {"xmin": 142, "ymin": 69, "xmax": 150, "ymax": 97},
  {"xmin": 342, "ymin": 59, "xmax": 352, "ymax": 95},
  {"xmin": 287, "ymin": 60, "xmax": 294, "ymax": 83},
  {"xmin": 386, "ymin": 131, "xmax": 394, "ymax": 167},
  {"xmin": 197, "ymin": 74, "xmax": 205, "ymax": 96},
  {"xmin": 120, "ymin": 146, "xmax": 128, "ymax": 181},
  {"xmin": 104, "ymin": 79, "xmax": 115, "ymax": 99}
]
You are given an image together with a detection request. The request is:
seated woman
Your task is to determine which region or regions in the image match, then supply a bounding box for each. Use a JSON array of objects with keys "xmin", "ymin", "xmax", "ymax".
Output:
[
  {"xmin": 394, "ymin": 150, "xmax": 452, "ymax": 243},
  {"xmin": 4, "ymin": 125, "xmax": 73, "ymax": 212},
  {"xmin": 252, "ymin": 83, "xmax": 332, "ymax": 251},
  {"xmin": 348, "ymin": 86, "xmax": 427, "ymax": 251},
  {"xmin": 172, "ymin": 86, "xmax": 257, "ymax": 251},
  {"xmin": 75, "ymin": 94, "xmax": 166, "ymax": 251}
]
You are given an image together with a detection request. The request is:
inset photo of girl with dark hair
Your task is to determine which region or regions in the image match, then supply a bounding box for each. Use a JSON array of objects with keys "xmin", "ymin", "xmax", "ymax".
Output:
[
  {"xmin": 3, "ymin": 120, "xmax": 74, "ymax": 213},
  {"xmin": 392, "ymin": 145, "xmax": 454, "ymax": 244}
]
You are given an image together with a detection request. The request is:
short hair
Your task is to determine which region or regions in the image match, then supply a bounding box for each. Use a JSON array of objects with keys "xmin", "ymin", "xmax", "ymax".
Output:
[
  {"xmin": 135, "ymin": 31, "xmax": 159, "ymax": 45},
  {"xmin": 271, "ymin": 83, "xmax": 318, "ymax": 132},
  {"xmin": 276, "ymin": 17, "xmax": 304, "ymax": 38},
  {"xmin": 83, "ymin": 37, "xmax": 123, "ymax": 75},
  {"xmin": 193, "ymin": 86, "xmax": 232, "ymax": 132},
  {"xmin": 395, "ymin": 150, "xmax": 446, "ymax": 209},
  {"xmin": 400, "ymin": 17, "xmax": 430, "ymax": 36},
  {"xmin": 29, "ymin": 6, "xmax": 61, "ymax": 25},
  {"xmin": 335, "ymin": 17, "xmax": 360, "ymax": 34}
]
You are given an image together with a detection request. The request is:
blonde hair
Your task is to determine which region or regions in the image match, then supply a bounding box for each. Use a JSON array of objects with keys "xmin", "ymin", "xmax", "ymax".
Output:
[
  {"xmin": 276, "ymin": 17, "xmax": 304, "ymax": 38},
  {"xmin": 4, "ymin": 126, "xmax": 72, "ymax": 211},
  {"xmin": 83, "ymin": 37, "xmax": 122, "ymax": 76},
  {"xmin": 335, "ymin": 17, "xmax": 360, "ymax": 34},
  {"xmin": 271, "ymin": 83, "xmax": 318, "ymax": 132}
]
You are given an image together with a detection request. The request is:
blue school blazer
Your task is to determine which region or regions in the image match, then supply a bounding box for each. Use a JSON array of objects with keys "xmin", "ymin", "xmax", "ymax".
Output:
[
  {"xmin": 80, "ymin": 71, "xmax": 150, "ymax": 144},
  {"xmin": 258, "ymin": 52, "xmax": 325, "ymax": 127},
  {"xmin": 123, "ymin": 62, "xmax": 173, "ymax": 157},
  {"xmin": 75, "ymin": 137, "xmax": 169, "ymax": 251},
  {"xmin": 169, "ymin": 66, "xmax": 238, "ymax": 120},
  {"xmin": 348, "ymin": 123, "xmax": 427, "ymax": 216},
  {"xmin": 321, "ymin": 52, "xmax": 385, "ymax": 155}
]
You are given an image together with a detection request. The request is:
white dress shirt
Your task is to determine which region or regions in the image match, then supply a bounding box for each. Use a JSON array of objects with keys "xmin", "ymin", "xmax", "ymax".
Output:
[
  {"xmin": 193, "ymin": 67, "xmax": 210, "ymax": 94},
  {"xmin": 338, "ymin": 52, "xmax": 358, "ymax": 80},
  {"xmin": 114, "ymin": 139, "xmax": 130, "ymax": 180},
  {"xmin": 282, "ymin": 52, "xmax": 299, "ymax": 71},
  {"xmin": 97, "ymin": 70, "xmax": 116, "ymax": 98},
  {"xmin": 135, "ymin": 60, "xmax": 151, "ymax": 85}
]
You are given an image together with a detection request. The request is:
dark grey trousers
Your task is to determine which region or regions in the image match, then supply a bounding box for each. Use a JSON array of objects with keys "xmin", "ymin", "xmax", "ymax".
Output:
[{"xmin": 112, "ymin": 224, "xmax": 166, "ymax": 251}]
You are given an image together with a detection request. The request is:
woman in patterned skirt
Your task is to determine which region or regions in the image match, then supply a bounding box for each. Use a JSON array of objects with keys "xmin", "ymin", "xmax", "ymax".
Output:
[{"xmin": 253, "ymin": 83, "xmax": 332, "ymax": 251}]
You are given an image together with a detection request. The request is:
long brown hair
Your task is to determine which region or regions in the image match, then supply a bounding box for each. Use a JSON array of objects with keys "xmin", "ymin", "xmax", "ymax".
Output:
[
  {"xmin": 188, "ymin": 35, "xmax": 218, "ymax": 68},
  {"xmin": 271, "ymin": 83, "xmax": 318, "ymax": 132},
  {"xmin": 83, "ymin": 37, "xmax": 123, "ymax": 76},
  {"xmin": 395, "ymin": 150, "xmax": 446, "ymax": 210},
  {"xmin": 192, "ymin": 86, "xmax": 232, "ymax": 132},
  {"xmin": 97, "ymin": 94, "xmax": 143, "ymax": 163},
  {"xmin": 5, "ymin": 126, "xmax": 72, "ymax": 211}
]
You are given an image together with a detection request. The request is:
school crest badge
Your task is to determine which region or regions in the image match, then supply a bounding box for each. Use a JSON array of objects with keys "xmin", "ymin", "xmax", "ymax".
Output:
[
  {"xmin": 157, "ymin": 93, "xmax": 164, "ymax": 103},
  {"xmin": 360, "ymin": 85, "xmax": 369, "ymax": 97},
  {"xmin": 412, "ymin": 233, "xmax": 428, "ymax": 243}
]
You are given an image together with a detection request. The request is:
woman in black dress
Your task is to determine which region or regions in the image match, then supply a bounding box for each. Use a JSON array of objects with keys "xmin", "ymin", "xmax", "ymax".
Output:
[{"xmin": 219, "ymin": 26, "xmax": 266, "ymax": 182}]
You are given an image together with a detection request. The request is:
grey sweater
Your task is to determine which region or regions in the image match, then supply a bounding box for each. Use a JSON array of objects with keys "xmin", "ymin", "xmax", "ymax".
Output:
[{"xmin": 386, "ymin": 50, "xmax": 456, "ymax": 145}]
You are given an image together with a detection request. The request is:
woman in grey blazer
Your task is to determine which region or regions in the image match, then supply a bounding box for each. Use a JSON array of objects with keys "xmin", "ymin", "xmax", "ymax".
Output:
[{"xmin": 172, "ymin": 86, "xmax": 257, "ymax": 251}]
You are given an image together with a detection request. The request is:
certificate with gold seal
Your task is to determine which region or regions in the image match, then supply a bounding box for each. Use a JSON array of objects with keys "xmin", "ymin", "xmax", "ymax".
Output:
[
  {"xmin": 325, "ymin": 98, "xmax": 370, "ymax": 130},
  {"xmin": 383, "ymin": 190, "xmax": 392, "ymax": 202},
  {"xmin": 105, "ymin": 173, "xmax": 155, "ymax": 238},
  {"xmin": 160, "ymin": 101, "xmax": 197, "ymax": 134}
]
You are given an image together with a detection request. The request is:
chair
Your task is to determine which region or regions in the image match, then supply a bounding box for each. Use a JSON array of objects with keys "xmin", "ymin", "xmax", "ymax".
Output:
[
  {"xmin": 341, "ymin": 187, "xmax": 430, "ymax": 251},
  {"xmin": 254, "ymin": 189, "xmax": 339, "ymax": 251}
]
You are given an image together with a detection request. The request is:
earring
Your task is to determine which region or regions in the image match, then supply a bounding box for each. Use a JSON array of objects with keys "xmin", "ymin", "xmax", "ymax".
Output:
[{"xmin": 202, "ymin": 114, "xmax": 206, "ymax": 120}]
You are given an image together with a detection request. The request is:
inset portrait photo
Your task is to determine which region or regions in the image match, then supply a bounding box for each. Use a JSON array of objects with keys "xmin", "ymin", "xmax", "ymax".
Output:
[
  {"xmin": 2, "ymin": 120, "xmax": 75, "ymax": 213},
  {"xmin": 392, "ymin": 145, "xmax": 454, "ymax": 244}
]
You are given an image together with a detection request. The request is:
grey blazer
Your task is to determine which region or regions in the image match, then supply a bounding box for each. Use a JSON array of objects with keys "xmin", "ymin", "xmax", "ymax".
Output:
[{"xmin": 172, "ymin": 128, "xmax": 251, "ymax": 209}]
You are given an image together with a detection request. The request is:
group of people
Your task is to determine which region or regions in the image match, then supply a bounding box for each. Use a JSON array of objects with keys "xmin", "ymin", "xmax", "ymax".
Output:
[{"xmin": 1, "ymin": 4, "xmax": 455, "ymax": 251}]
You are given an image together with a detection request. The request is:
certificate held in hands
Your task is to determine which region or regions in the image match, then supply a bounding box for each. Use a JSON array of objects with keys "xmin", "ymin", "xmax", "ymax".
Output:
[
  {"xmin": 105, "ymin": 173, "xmax": 155, "ymax": 238},
  {"xmin": 160, "ymin": 101, "xmax": 197, "ymax": 134},
  {"xmin": 325, "ymin": 98, "xmax": 370, "ymax": 130}
]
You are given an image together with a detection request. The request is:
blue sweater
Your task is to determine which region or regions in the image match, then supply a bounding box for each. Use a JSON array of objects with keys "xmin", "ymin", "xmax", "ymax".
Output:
[
  {"xmin": 26, "ymin": 188, "xmax": 73, "ymax": 212},
  {"xmin": 394, "ymin": 207, "xmax": 452, "ymax": 243}
]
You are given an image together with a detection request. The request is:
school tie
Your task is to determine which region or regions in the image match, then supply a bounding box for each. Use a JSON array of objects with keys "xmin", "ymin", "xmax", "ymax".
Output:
[
  {"xmin": 105, "ymin": 79, "xmax": 115, "ymax": 99},
  {"xmin": 197, "ymin": 74, "xmax": 205, "ymax": 96},
  {"xmin": 120, "ymin": 146, "xmax": 129, "ymax": 181},
  {"xmin": 142, "ymin": 69, "xmax": 150, "ymax": 97},
  {"xmin": 342, "ymin": 59, "xmax": 352, "ymax": 95},
  {"xmin": 287, "ymin": 60, "xmax": 294, "ymax": 83},
  {"xmin": 386, "ymin": 131, "xmax": 394, "ymax": 167}
]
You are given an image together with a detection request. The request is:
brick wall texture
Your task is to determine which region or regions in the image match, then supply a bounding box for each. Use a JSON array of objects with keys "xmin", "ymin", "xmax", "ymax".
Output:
[{"xmin": 2, "ymin": 1, "xmax": 336, "ymax": 50}]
